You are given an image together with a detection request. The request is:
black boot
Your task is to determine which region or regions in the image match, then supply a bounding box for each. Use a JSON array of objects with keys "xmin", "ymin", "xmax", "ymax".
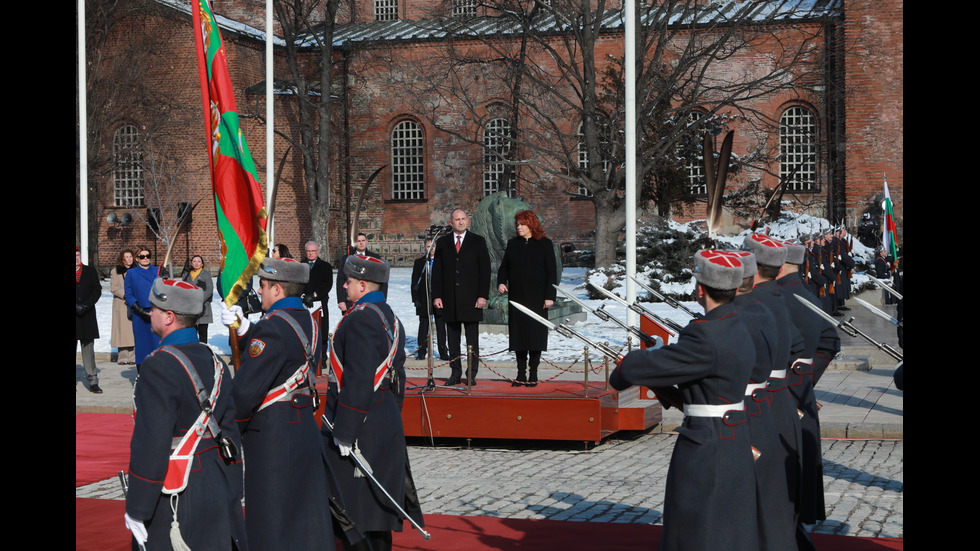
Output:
[
  {"xmin": 513, "ymin": 363, "xmax": 527, "ymax": 387},
  {"xmin": 528, "ymin": 352, "xmax": 540, "ymax": 387}
]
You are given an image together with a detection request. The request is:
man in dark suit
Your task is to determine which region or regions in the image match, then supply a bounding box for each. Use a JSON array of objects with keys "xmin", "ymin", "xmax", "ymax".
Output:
[
  {"xmin": 76, "ymin": 246, "xmax": 102, "ymax": 393},
  {"xmin": 412, "ymin": 237, "xmax": 448, "ymax": 361},
  {"xmin": 336, "ymin": 232, "xmax": 384, "ymax": 313},
  {"xmin": 432, "ymin": 209, "xmax": 490, "ymax": 385},
  {"xmin": 303, "ymin": 240, "xmax": 334, "ymax": 340}
]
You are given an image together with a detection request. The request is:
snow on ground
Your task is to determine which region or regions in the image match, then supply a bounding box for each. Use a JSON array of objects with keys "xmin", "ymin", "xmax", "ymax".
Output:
[
  {"xmin": 86, "ymin": 211, "xmax": 885, "ymax": 363},
  {"xmin": 88, "ymin": 267, "xmax": 698, "ymax": 364}
]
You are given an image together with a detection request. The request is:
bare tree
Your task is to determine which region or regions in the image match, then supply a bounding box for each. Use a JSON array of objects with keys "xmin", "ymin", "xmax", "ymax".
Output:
[
  {"xmin": 80, "ymin": 0, "xmax": 193, "ymax": 266},
  {"xmin": 129, "ymin": 135, "xmax": 196, "ymax": 276},
  {"xmin": 391, "ymin": 0, "xmax": 831, "ymax": 267},
  {"xmin": 272, "ymin": 0, "xmax": 345, "ymax": 253}
]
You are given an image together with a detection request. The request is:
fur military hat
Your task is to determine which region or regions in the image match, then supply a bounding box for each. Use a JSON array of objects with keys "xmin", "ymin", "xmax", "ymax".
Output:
[
  {"xmin": 719, "ymin": 250, "xmax": 756, "ymax": 278},
  {"xmin": 149, "ymin": 278, "xmax": 204, "ymax": 316},
  {"xmin": 257, "ymin": 257, "xmax": 309, "ymax": 284},
  {"xmin": 779, "ymin": 240, "xmax": 806, "ymax": 265},
  {"xmin": 742, "ymin": 233, "xmax": 788, "ymax": 268},
  {"xmin": 693, "ymin": 250, "xmax": 744, "ymax": 290},
  {"xmin": 344, "ymin": 255, "xmax": 390, "ymax": 284}
]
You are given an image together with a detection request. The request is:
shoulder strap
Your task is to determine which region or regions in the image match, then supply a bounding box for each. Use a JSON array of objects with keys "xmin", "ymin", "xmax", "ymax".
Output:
[
  {"xmin": 253, "ymin": 310, "xmax": 318, "ymax": 414},
  {"xmin": 329, "ymin": 303, "xmax": 401, "ymax": 392},
  {"xmin": 158, "ymin": 345, "xmax": 224, "ymax": 494}
]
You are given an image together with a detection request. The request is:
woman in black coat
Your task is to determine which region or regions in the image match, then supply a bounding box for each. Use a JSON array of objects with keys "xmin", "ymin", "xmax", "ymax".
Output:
[{"xmin": 497, "ymin": 210, "xmax": 557, "ymax": 386}]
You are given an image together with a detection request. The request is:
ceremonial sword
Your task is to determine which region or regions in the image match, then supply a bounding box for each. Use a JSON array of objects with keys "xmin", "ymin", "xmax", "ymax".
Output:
[
  {"xmin": 630, "ymin": 275, "xmax": 704, "ymax": 320},
  {"xmin": 509, "ymin": 300, "xmax": 654, "ymax": 360},
  {"xmin": 587, "ymin": 282, "xmax": 686, "ymax": 334},
  {"xmin": 553, "ymin": 285, "xmax": 657, "ymax": 347},
  {"xmin": 792, "ymin": 295, "xmax": 903, "ymax": 362},
  {"xmin": 321, "ymin": 415, "xmax": 431, "ymax": 540},
  {"xmin": 868, "ymin": 274, "xmax": 903, "ymax": 300},
  {"xmin": 853, "ymin": 297, "xmax": 902, "ymax": 328}
]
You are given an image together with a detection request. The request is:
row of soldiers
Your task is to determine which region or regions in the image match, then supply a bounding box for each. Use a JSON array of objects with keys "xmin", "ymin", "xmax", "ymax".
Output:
[
  {"xmin": 801, "ymin": 227, "xmax": 856, "ymax": 316},
  {"xmin": 123, "ymin": 255, "xmax": 420, "ymax": 551},
  {"xmin": 610, "ymin": 233, "xmax": 840, "ymax": 551}
]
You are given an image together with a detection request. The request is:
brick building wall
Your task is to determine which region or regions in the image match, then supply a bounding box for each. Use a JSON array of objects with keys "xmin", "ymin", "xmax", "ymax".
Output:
[
  {"xmin": 841, "ymin": 0, "xmax": 903, "ymax": 238},
  {"xmin": 82, "ymin": 0, "xmax": 903, "ymax": 270}
]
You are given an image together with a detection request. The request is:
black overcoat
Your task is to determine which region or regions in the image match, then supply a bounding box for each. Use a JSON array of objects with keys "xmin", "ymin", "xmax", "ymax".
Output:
[
  {"xmin": 610, "ymin": 304, "xmax": 759, "ymax": 551},
  {"xmin": 497, "ymin": 236, "xmax": 557, "ymax": 351},
  {"xmin": 76, "ymin": 264, "xmax": 101, "ymax": 341},
  {"xmin": 126, "ymin": 329, "xmax": 247, "ymax": 550},
  {"xmin": 776, "ymin": 272, "xmax": 841, "ymax": 524},
  {"xmin": 431, "ymin": 232, "xmax": 490, "ymax": 323},
  {"xmin": 305, "ymin": 257, "xmax": 334, "ymax": 332},
  {"xmin": 732, "ymin": 294, "xmax": 797, "ymax": 551},
  {"xmin": 232, "ymin": 300, "xmax": 334, "ymax": 550},
  {"xmin": 324, "ymin": 295, "xmax": 423, "ymax": 532}
]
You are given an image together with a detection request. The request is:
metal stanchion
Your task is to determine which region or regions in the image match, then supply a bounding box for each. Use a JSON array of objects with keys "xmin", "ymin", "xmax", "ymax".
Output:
[
  {"xmin": 466, "ymin": 344, "xmax": 473, "ymax": 395},
  {"xmin": 583, "ymin": 346, "xmax": 590, "ymax": 397}
]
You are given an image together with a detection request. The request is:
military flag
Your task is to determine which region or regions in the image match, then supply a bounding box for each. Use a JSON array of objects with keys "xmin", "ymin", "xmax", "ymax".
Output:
[
  {"xmin": 882, "ymin": 176, "xmax": 898, "ymax": 268},
  {"xmin": 192, "ymin": 0, "xmax": 267, "ymax": 307}
]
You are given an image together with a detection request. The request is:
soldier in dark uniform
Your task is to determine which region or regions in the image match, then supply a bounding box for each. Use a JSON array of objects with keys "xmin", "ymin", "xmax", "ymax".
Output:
[
  {"xmin": 721, "ymin": 248, "xmax": 798, "ymax": 551},
  {"xmin": 610, "ymin": 250, "xmax": 758, "ymax": 551},
  {"xmin": 125, "ymin": 278, "xmax": 246, "ymax": 550},
  {"xmin": 221, "ymin": 257, "xmax": 334, "ymax": 550},
  {"xmin": 800, "ymin": 234, "xmax": 824, "ymax": 300},
  {"xmin": 776, "ymin": 240, "xmax": 841, "ymax": 527},
  {"xmin": 325, "ymin": 255, "xmax": 423, "ymax": 551},
  {"xmin": 833, "ymin": 227, "xmax": 855, "ymax": 312}
]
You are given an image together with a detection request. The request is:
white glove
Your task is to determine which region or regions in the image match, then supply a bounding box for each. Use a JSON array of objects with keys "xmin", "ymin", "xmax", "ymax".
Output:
[
  {"xmin": 220, "ymin": 303, "xmax": 250, "ymax": 336},
  {"xmin": 333, "ymin": 437, "xmax": 352, "ymax": 457},
  {"xmin": 124, "ymin": 513, "xmax": 148, "ymax": 545}
]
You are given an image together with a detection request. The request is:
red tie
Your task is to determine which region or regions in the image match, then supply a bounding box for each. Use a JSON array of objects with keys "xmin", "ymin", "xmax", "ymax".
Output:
[{"xmin": 456, "ymin": 235, "xmax": 461, "ymax": 253}]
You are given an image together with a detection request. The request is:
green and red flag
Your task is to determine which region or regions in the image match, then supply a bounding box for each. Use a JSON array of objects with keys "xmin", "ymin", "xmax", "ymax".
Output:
[
  {"xmin": 192, "ymin": 0, "xmax": 267, "ymax": 307},
  {"xmin": 882, "ymin": 176, "xmax": 898, "ymax": 269}
]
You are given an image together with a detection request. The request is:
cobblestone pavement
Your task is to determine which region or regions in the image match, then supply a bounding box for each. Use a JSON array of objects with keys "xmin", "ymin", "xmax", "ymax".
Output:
[
  {"xmin": 403, "ymin": 435, "xmax": 903, "ymax": 539},
  {"xmin": 79, "ymin": 435, "xmax": 902, "ymax": 539}
]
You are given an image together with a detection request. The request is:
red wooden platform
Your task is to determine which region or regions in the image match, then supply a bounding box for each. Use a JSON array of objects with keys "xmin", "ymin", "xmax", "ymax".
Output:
[{"xmin": 398, "ymin": 377, "xmax": 662, "ymax": 443}]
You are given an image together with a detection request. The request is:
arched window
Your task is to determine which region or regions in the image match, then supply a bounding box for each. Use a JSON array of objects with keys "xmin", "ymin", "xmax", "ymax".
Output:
[
  {"xmin": 780, "ymin": 106, "xmax": 817, "ymax": 192},
  {"xmin": 391, "ymin": 120, "xmax": 425, "ymax": 200},
  {"xmin": 483, "ymin": 118, "xmax": 515, "ymax": 197},
  {"xmin": 375, "ymin": 0, "xmax": 398, "ymax": 21},
  {"xmin": 113, "ymin": 125, "xmax": 144, "ymax": 207}
]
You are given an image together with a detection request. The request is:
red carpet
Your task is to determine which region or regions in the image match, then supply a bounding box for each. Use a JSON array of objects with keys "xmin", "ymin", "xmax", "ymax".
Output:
[
  {"xmin": 77, "ymin": 413, "xmax": 901, "ymax": 550},
  {"xmin": 76, "ymin": 413, "xmax": 133, "ymax": 486},
  {"xmin": 76, "ymin": 500, "xmax": 902, "ymax": 551}
]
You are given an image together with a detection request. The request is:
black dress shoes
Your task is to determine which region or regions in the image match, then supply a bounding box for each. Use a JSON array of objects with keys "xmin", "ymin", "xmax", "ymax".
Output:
[
  {"xmin": 89, "ymin": 384, "xmax": 103, "ymax": 394},
  {"xmin": 444, "ymin": 377, "xmax": 461, "ymax": 386}
]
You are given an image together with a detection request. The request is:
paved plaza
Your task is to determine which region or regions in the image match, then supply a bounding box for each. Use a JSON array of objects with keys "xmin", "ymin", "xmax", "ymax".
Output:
[{"xmin": 77, "ymin": 291, "xmax": 903, "ymax": 540}]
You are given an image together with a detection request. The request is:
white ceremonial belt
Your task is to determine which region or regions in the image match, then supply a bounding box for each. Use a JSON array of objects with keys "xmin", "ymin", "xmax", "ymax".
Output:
[
  {"xmin": 744, "ymin": 382, "xmax": 768, "ymax": 396},
  {"xmin": 769, "ymin": 369, "xmax": 787, "ymax": 379},
  {"xmin": 684, "ymin": 401, "xmax": 745, "ymax": 418}
]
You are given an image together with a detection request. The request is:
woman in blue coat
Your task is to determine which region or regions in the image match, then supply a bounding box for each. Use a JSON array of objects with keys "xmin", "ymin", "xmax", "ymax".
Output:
[{"xmin": 125, "ymin": 246, "xmax": 161, "ymax": 368}]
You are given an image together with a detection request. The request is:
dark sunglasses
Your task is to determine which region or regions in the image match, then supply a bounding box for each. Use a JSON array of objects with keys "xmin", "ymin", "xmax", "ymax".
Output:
[{"xmin": 137, "ymin": 253, "xmax": 152, "ymax": 259}]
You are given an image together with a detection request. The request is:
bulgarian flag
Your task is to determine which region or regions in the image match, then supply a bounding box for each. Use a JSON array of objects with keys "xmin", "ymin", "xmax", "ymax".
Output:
[
  {"xmin": 882, "ymin": 176, "xmax": 898, "ymax": 268},
  {"xmin": 192, "ymin": 0, "xmax": 268, "ymax": 307}
]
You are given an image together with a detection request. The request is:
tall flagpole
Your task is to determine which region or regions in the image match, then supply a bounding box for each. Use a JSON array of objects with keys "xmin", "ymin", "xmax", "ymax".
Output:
[
  {"xmin": 78, "ymin": 0, "xmax": 89, "ymax": 263},
  {"xmin": 624, "ymin": 0, "xmax": 637, "ymax": 326},
  {"xmin": 266, "ymin": 0, "xmax": 275, "ymax": 244}
]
